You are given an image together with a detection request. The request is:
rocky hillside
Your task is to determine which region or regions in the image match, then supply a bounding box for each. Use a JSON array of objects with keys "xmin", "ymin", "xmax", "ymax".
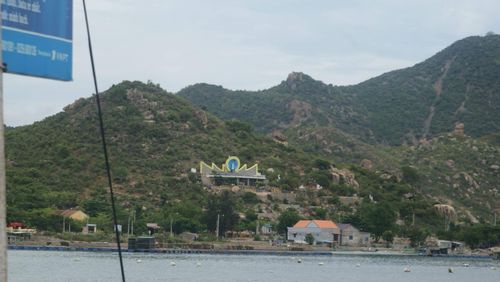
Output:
[
  {"xmin": 178, "ymin": 34, "xmax": 500, "ymax": 222},
  {"xmin": 5, "ymin": 81, "xmax": 319, "ymax": 229},
  {"xmin": 5, "ymin": 80, "xmax": 498, "ymax": 248},
  {"xmin": 179, "ymin": 34, "xmax": 500, "ymax": 145}
]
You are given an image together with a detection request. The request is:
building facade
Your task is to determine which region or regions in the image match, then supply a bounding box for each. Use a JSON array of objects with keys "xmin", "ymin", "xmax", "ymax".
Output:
[
  {"xmin": 337, "ymin": 223, "xmax": 371, "ymax": 247},
  {"xmin": 287, "ymin": 220, "xmax": 341, "ymax": 244},
  {"xmin": 200, "ymin": 156, "xmax": 266, "ymax": 187},
  {"xmin": 288, "ymin": 220, "xmax": 370, "ymax": 246}
]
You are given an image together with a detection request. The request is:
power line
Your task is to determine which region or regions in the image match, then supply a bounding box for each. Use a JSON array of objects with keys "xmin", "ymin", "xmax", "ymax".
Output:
[{"xmin": 82, "ymin": 1, "xmax": 126, "ymax": 281}]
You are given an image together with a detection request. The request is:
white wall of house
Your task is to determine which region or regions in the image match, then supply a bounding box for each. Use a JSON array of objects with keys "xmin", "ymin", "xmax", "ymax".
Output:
[{"xmin": 287, "ymin": 227, "xmax": 339, "ymax": 244}]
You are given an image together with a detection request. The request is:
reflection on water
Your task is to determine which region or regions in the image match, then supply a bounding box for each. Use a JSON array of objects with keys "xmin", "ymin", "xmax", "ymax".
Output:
[{"xmin": 8, "ymin": 250, "xmax": 500, "ymax": 282}]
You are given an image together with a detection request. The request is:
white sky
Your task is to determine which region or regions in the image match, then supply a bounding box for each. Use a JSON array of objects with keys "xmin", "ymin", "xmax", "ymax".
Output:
[{"xmin": 4, "ymin": 0, "xmax": 500, "ymax": 126}]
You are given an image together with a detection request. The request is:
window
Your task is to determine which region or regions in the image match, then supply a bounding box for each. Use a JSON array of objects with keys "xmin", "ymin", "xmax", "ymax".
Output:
[{"xmin": 349, "ymin": 235, "xmax": 353, "ymax": 240}]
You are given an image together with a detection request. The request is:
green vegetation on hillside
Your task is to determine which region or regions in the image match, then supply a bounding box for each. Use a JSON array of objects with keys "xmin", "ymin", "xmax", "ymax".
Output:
[{"xmin": 5, "ymin": 34, "xmax": 500, "ymax": 249}]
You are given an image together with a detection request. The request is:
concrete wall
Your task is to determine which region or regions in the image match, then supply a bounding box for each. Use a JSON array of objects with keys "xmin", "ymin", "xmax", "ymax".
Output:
[{"xmin": 340, "ymin": 226, "xmax": 370, "ymax": 246}]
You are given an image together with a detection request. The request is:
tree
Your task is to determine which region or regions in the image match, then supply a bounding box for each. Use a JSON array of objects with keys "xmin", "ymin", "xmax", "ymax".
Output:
[
  {"xmin": 305, "ymin": 233, "xmax": 315, "ymax": 245},
  {"xmin": 401, "ymin": 166, "xmax": 419, "ymax": 184},
  {"xmin": 277, "ymin": 209, "xmax": 302, "ymax": 238},
  {"xmin": 359, "ymin": 202, "xmax": 396, "ymax": 241},
  {"xmin": 406, "ymin": 226, "xmax": 429, "ymax": 247},
  {"xmin": 382, "ymin": 230, "xmax": 394, "ymax": 247},
  {"xmin": 314, "ymin": 208, "xmax": 327, "ymax": 220},
  {"xmin": 202, "ymin": 191, "xmax": 239, "ymax": 236},
  {"xmin": 313, "ymin": 159, "xmax": 331, "ymax": 170}
]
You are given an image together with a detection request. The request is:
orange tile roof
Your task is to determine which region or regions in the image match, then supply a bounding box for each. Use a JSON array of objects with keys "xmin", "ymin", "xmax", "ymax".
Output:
[
  {"xmin": 293, "ymin": 220, "xmax": 310, "ymax": 228},
  {"xmin": 313, "ymin": 220, "xmax": 338, "ymax": 228},
  {"xmin": 292, "ymin": 220, "xmax": 338, "ymax": 229}
]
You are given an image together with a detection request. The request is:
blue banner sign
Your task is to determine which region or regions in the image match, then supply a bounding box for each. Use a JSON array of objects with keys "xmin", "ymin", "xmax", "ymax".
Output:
[{"xmin": 1, "ymin": 0, "xmax": 72, "ymax": 81}]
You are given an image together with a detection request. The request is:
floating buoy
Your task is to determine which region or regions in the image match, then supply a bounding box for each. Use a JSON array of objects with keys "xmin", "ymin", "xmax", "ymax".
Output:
[
  {"xmin": 448, "ymin": 267, "xmax": 453, "ymax": 273},
  {"xmin": 463, "ymin": 263, "xmax": 470, "ymax": 267},
  {"xmin": 404, "ymin": 266, "xmax": 411, "ymax": 272},
  {"xmin": 297, "ymin": 258, "xmax": 302, "ymax": 263},
  {"xmin": 318, "ymin": 262, "xmax": 324, "ymax": 266},
  {"xmin": 136, "ymin": 259, "xmax": 142, "ymax": 263},
  {"xmin": 170, "ymin": 261, "xmax": 176, "ymax": 266}
]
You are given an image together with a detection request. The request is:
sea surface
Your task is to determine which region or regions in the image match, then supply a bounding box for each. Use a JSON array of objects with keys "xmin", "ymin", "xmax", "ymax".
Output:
[{"xmin": 7, "ymin": 250, "xmax": 500, "ymax": 282}]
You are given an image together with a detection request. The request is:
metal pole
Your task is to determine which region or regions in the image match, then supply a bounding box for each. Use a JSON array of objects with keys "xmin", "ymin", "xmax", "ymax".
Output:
[
  {"xmin": 131, "ymin": 210, "xmax": 135, "ymax": 236},
  {"xmin": 169, "ymin": 216, "xmax": 173, "ymax": 238},
  {"xmin": 127, "ymin": 213, "xmax": 130, "ymax": 237},
  {"xmin": 0, "ymin": 16, "xmax": 8, "ymax": 278},
  {"xmin": 216, "ymin": 213, "xmax": 220, "ymax": 239}
]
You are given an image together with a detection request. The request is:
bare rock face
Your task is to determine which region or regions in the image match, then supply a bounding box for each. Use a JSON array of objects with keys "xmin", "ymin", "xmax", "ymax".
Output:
[
  {"xmin": 465, "ymin": 210, "xmax": 479, "ymax": 224},
  {"xmin": 445, "ymin": 159, "xmax": 455, "ymax": 169},
  {"xmin": 194, "ymin": 110, "xmax": 208, "ymax": 128},
  {"xmin": 331, "ymin": 167, "xmax": 359, "ymax": 188},
  {"xmin": 286, "ymin": 72, "xmax": 307, "ymax": 90},
  {"xmin": 127, "ymin": 89, "xmax": 158, "ymax": 122},
  {"xmin": 418, "ymin": 138, "xmax": 431, "ymax": 148},
  {"xmin": 463, "ymin": 172, "xmax": 479, "ymax": 188},
  {"xmin": 453, "ymin": 122, "xmax": 465, "ymax": 136},
  {"xmin": 271, "ymin": 131, "xmax": 288, "ymax": 143},
  {"xmin": 360, "ymin": 159, "xmax": 373, "ymax": 170},
  {"xmin": 288, "ymin": 99, "xmax": 312, "ymax": 126}
]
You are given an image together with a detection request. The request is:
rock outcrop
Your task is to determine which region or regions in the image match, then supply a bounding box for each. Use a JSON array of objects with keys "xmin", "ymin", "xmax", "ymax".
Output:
[{"xmin": 331, "ymin": 167, "xmax": 359, "ymax": 188}]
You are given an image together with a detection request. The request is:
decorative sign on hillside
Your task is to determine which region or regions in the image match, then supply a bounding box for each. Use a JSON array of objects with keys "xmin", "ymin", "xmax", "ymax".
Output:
[
  {"xmin": 226, "ymin": 156, "xmax": 240, "ymax": 172},
  {"xmin": 1, "ymin": 0, "xmax": 73, "ymax": 80},
  {"xmin": 200, "ymin": 156, "xmax": 266, "ymax": 187}
]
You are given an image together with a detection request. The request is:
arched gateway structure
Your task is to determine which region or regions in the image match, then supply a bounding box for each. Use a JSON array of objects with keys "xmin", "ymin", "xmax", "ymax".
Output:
[{"xmin": 200, "ymin": 156, "xmax": 266, "ymax": 187}]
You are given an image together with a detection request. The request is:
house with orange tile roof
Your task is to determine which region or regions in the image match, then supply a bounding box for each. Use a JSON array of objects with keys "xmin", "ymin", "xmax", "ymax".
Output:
[{"xmin": 287, "ymin": 220, "xmax": 341, "ymax": 245}]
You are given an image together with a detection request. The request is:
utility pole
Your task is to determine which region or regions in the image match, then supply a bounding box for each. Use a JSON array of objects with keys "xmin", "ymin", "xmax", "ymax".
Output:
[
  {"xmin": 216, "ymin": 213, "xmax": 220, "ymax": 239},
  {"xmin": 169, "ymin": 216, "xmax": 173, "ymax": 238},
  {"xmin": 127, "ymin": 212, "xmax": 131, "ymax": 238},
  {"xmin": 0, "ymin": 17, "xmax": 7, "ymax": 279},
  {"xmin": 131, "ymin": 210, "xmax": 135, "ymax": 236}
]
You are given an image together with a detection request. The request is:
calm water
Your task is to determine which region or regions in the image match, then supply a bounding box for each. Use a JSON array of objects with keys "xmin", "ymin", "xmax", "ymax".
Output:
[{"xmin": 7, "ymin": 250, "xmax": 500, "ymax": 282}]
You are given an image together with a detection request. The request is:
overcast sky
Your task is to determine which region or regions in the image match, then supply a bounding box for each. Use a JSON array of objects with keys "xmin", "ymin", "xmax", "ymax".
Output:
[{"xmin": 3, "ymin": 0, "xmax": 500, "ymax": 126}]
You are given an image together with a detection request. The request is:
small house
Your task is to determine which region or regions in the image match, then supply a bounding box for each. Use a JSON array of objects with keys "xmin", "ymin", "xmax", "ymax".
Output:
[
  {"xmin": 287, "ymin": 220, "xmax": 340, "ymax": 245},
  {"xmin": 261, "ymin": 223, "xmax": 273, "ymax": 235},
  {"xmin": 82, "ymin": 223, "xmax": 97, "ymax": 234},
  {"xmin": 337, "ymin": 223, "xmax": 370, "ymax": 246}
]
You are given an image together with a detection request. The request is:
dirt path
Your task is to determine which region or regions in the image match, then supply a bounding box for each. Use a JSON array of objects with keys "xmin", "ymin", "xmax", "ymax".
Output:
[{"xmin": 422, "ymin": 58, "xmax": 455, "ymax": 138}]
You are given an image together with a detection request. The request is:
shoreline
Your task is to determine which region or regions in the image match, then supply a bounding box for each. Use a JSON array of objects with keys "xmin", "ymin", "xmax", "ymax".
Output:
[{"xmin": 8, "ymin": 245, "xmax": 495, "ymax": 260}]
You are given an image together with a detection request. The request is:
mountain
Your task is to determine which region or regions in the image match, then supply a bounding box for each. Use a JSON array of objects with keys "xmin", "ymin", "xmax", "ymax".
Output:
[
  {"xmin": 4, "ymin": 36, "xmax": 500, "ymax": 244},
  {"xmin": 4, "ymin": 81, "xmax": 318, "ymax": 231},
  {"xmin": 178, "ymin": 34, "xmax": 500, "ymax": 222},
  {"xmin": 178, "ymin": 34, "xmax": 500, "ymax": 145},
  {"xmin": 6, "ymin": 80, "xmax": 470, "ymax": 241}
]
